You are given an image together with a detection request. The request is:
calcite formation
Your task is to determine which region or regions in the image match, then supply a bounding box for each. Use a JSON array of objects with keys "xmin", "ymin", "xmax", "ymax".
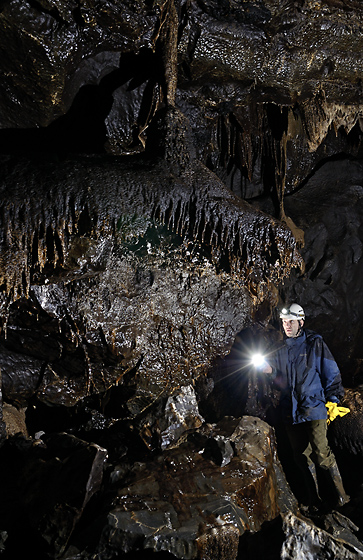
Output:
[
  {"xmin": 0, "ymin": 142, "xmax": 301, "ymax": 417},
  {"xmin": 0, "ymin": 149, "xmax": 301, "ymax": 308}
]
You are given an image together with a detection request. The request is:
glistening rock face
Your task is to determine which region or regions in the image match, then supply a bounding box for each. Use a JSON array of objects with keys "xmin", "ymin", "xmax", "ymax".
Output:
[
  {"xmin": 281, "ymin": 511, "xmax": 363, "ymax": 560},
  {"xmin": 66, "ymin": 416, "xmax": 297, "ymax": 560},
  {"xmin": 0, "ymin": 140, "xmax": 300, "ymax": 417},
  {"xmin": 0, "ymin": 0, "xmax": 160, "ymax": 128}
]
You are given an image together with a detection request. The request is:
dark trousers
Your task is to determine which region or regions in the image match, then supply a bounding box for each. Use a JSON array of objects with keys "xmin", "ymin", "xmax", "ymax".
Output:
[{"xmin": 285, "ymin": 419, "xmax": 335, "ymax": 471}]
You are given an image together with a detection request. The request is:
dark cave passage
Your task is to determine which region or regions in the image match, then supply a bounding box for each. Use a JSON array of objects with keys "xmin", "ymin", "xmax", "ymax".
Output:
[
  {"xmin": 0, "ymin": 83, "xmax": 112, "ymax": 155},
  {"xmin": 0, "ymin": 48, "xmax": 159, "ymax": 156}
]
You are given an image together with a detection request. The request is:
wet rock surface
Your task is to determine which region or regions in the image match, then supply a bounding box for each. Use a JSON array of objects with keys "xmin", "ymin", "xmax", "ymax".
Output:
[
  {"xmin": 0, "ymin": 432, "xmax": 108, "ymax": 558},
  {"xmin": 82, "ymin": 416, "xmax": 292, "ymax": 560},
  {"xmin": 0, "ymin": 408, "xmax": 362, "ymax": 560},
  {"xmin": 0, "ymin": 147, "xmax": 300, "ymax": 418},
  {"xmin": 329, "ymin": 387, "xmax": 363, "ymax": 456},
  {"xmin": 0, "ymin": 415, "xmax": 296, "ymax": 559},
  {"xmin": 281, "ymin": 158, "xmax": 363, "ymax": 377},
  {"xmin": 0, "ymin": 0, "xmax": 160, "ymax": 129},
  {"xmin": 281, "ymin": 511, "xmax": 363, "ymax": 560}
]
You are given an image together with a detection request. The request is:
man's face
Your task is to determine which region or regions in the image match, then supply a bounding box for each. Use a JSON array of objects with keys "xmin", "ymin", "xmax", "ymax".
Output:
[{"xmin": 282, "ymin": 319, "xmax": 302, "ymax": 338}]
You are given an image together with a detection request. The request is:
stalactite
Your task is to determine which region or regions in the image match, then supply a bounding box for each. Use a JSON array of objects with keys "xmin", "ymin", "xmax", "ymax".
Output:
[
  {"xmin": 0, "ymin": 155, "xmax": 302, "ymax": 327},
  {"xmin": 301, "ymin": 91, "xmax": 363, "ymax": 151},
  {"xmin": 273, "ymin": 133, "xmax": 287, "ymax": 222},
  {"xmin": 212, "ymin": 102, "xmax": 310, "ymax": 249}
]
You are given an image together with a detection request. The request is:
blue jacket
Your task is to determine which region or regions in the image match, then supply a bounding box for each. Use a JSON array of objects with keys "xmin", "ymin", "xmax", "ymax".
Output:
[{"xmin": 271, "ymin": 329, "xmax": 344, "ymax": 425}]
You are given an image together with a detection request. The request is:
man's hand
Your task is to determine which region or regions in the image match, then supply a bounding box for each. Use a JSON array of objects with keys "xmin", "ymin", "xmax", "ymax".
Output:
[
  {"xmin": 325, "ymin": 401, "xmax": 350, "ymax": 424},
  {"xmin": 261, "ymin": 363, "xmax": 272, "ymax": 374},
  {"xmin": 251, "ymin": 354, "xmax": 272, "ymax": 374}
]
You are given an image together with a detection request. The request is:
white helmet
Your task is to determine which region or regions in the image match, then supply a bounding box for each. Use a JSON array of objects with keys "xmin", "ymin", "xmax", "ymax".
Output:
[{"xmin": 279, "ymin": 303, "xmax": 305, "ymax": 321}]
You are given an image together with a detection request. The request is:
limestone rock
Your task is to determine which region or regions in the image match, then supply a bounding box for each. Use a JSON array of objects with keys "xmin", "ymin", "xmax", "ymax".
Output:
[
  {"xmin": 329, "ymin": 387, "xmax": 363, "ymax": 456},
  {"xmin": 0, "ymin": 153, "xmax": 300, "ymax": 417},
  {"xmin": 159, "ymin": 385, "xmax": 205, "ymax": 450},
  {"xmin": 282, "ymin": 159, "xmax": 363, "ymax": 378},
  {"xmin": 0, "ymin": 371, "xmax": 5, "ymax": 444},
  {"xmin": 0, "ymin": 0, "xmax": 159, "ymax": 128},
  {"xmin": 0, "ymin": 433, "xmax": 107, "ymax": 557},
  {"xmin": 76, "ymin": 416, "xmax": 297, "ymax": 560},
  {"xmin": 2, "ymin": 403, "xmax": 28, "ymax": 438},
  {"xmin": 281, "ymin": 511, "xmax": 363, "ymax": 560}
]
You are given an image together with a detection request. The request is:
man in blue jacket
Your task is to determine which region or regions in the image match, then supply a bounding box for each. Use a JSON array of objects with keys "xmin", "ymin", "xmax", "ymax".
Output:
[{"xmin": 262, "ymin": 303, "xmax": 350, "ymax": 512}]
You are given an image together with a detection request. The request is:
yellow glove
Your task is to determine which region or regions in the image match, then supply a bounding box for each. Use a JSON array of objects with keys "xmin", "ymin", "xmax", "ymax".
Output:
[{"xmin": 326, "ymin": 401, "xmax": 350, "ymax": 425}]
